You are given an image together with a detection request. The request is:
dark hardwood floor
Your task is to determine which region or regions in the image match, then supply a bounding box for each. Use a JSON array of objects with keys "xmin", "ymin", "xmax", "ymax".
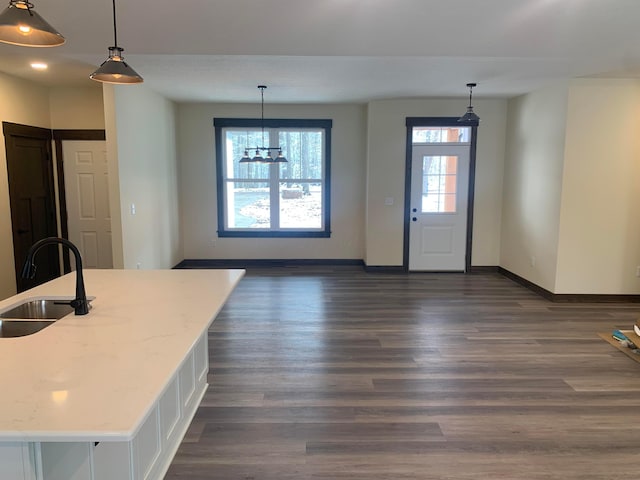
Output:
[{"xmin": 165, "ymin": 267, "xmax": 640, "ymax": 479}]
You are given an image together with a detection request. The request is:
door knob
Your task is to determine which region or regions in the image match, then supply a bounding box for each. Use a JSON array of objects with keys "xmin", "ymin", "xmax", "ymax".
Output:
[
  {"xmin": 412, "ymin": 208, "xmax": 417, "ymax": 213},
  {"xmin": 412, "ymin": 217, "xmax": 417, "ymax": 222}
]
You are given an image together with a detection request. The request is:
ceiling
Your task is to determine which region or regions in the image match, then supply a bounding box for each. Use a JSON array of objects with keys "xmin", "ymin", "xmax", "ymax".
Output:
[{"xmin": 1, "ymin": 0, "xmax": 640, "ymax": 103}]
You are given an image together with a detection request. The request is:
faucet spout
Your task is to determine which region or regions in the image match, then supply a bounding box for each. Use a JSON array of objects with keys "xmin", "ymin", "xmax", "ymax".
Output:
[{"xmin": 21, "ymin": 237, "xmax": 89, "ymax": 315}]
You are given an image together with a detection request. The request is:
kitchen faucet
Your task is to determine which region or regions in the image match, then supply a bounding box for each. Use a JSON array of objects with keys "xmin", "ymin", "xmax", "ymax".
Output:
[{"xmin": 21, "ymin": 237, "xmax": 90, "ymax": 315}]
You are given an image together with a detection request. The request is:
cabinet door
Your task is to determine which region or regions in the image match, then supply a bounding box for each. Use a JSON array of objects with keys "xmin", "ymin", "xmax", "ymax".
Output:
[
  {"xmin": 179, "ymin": 351, "xmax": 196, "ymax": 411},
  {"xmin": 132, "ymin": 407, "xmax": 161, "ymax": 480},
  {"xmin": 0, "ymin": 443, "xmax": 39, "ymax": 480},
  {"xmin": 40, "ymin": 443, "xmax": 91, "ymax": 480},
  {"xmin": 194, "ymin": 334, "xmax": 209, "ymax": 384},
  {"xmin": 159, "ymin": 376, "xmax": 181, "ymax": 449},
  {"xmin": 93, "ymin": 442, "xmax": 132, "ymax": 480}
]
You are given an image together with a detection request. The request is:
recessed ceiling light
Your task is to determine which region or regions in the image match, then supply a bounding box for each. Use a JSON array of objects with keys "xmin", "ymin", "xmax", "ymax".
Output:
[{"xmin": 30, "ymin": 62, "xmax": 47, "ymax": 70}]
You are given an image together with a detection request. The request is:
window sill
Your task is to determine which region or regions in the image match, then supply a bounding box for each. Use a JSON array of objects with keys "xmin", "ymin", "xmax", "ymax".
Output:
[{"xmin": 217, "ymin": 231, "xmax": 331, "ymax": 238}]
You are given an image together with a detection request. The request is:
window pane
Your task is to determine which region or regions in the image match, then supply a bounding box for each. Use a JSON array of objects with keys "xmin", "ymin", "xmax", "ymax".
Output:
[
  {"xmin": 412, "ymin": 127, "xmax": 470, "ymax": 144},
  {"xmin": 278, "ymin": 130, "xmax": 323, "ymax": 180},
  {"xmin": 226, "ymin": 181, "xmax": 270, "ymax": 228},
  {"xmin": 235, "ymin": 160, "xmax": 270, "ymax": 181},
  {"xmin": 421, "ymin": 156, "xmax": 457, "ymax": 213},
  {"xmin": 225, "ymin": 130, "xmax": 270, "ymax": 179},
  {"xmin": 279, "ymin": 182, "xmax": 322, "ymax": 228}
]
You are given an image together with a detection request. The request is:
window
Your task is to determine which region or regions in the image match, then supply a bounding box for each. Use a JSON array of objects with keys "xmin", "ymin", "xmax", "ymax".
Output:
[
  {"xmin": 214, "ymin": 118, "xmax": 332, "ymax": 237},
  {"xmin": 411, "ymin": 125, "xmax": 471, "ymax": 214},
  {"xmin": 421, "ymin": 155, "xmax": 458, "ymax": 213},
  {"xmin": 412, "ymin": 126, "xmax": 470, "ymax": 144}
]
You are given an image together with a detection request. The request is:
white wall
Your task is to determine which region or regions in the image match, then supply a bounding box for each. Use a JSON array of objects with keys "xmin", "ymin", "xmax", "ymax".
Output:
[
  {"xmin": 365, "ymin": 97, "xmax": 507, "ymax": 266},
  {"xmin": 49, "ymin": 86, "xmax": 105, "ymax": 129},
  {"xmin": 177, "ymin": 102, "xmax": 366, "ymax": 260},
  {"xmin": 102, "ymin": 86, "xmax": 124, "ymax": 269},
  {"xmin": 104, "ymin": 84, "xmax": 182, "ymax": 270},
  {"xmin": 501, "ymin": 79, "xmax": 640, "ymax": 295},
  {"xmin": 0, "ymin": 73, "xmax": 52, "ymax": 299},
  {"xmin": 500, "ymin": 83, "xmax": 569, "ymax": 292},
  {"xmin": 555, "ymin": 79, "xmax": 640, "ymax": 294}
]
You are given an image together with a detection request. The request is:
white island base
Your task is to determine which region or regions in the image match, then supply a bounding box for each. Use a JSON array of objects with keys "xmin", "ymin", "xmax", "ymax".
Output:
[
  {"xmin": 0, "ymin": 269, "xmax": 244, "ymax": 480},
  {"xmin": 1, "ymin": 331, "xmax": 208, "ymax": 480}
]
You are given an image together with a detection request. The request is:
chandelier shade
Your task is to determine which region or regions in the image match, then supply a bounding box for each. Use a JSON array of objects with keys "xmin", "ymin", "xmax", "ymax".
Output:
[
  {"xmin": 0, "ymin": 0, "xmax": 64, "ymax": 47},
  {"xmin": 90, "ymin": 0, "xmax": 143, "ymax": 84},
  {"xmin": 90, "ymin": 46, "xmax": 143, "ymax": 84}
]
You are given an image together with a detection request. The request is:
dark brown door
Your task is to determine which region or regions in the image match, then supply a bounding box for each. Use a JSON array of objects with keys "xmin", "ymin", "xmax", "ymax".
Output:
[{"xmin": 4, "ymin": 122, "xmax": 59, "ymax": 292}]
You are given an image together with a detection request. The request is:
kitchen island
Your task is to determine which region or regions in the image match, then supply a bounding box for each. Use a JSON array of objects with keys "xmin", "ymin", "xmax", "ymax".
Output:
[{"xmin": 0, "ymin": 269, "xmax": 244, "ymax": 480}]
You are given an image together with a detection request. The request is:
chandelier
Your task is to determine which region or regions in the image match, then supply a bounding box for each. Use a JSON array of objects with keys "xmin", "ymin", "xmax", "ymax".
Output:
[
  {"xmin": 239, "ymin": 85, "xmax": 287, "ymax": 163},
  {"xmin": 458, "ymin": 82, "xmax": 480, "ymax": 123}
]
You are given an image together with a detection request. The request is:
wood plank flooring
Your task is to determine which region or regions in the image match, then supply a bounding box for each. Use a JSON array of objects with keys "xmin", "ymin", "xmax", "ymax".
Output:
[{"xmin": 165, "ymin": 267, "xmax": 640, "ymax": 479}]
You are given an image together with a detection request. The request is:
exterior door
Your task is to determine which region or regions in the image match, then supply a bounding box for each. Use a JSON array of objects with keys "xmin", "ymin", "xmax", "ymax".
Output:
[
  {"xmin": 409, "ymin": 145, "xmax": 469, "ymax": 271},
  {"xmin": 4, "ymin": 123, "xmax": 59, "ymax": 292},
  {"xmin": 62, "ymin": 140, "xmax": 113, "ymax": 269}
]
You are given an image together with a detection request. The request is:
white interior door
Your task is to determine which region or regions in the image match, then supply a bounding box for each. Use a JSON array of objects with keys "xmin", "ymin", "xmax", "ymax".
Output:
[
  {"xmin": 62, "ymin": 140, "xmax": 113, "ymax": 269},
  {"xmin": 409, "ymin": 145, "xmax": 469, "ymax": 271}
]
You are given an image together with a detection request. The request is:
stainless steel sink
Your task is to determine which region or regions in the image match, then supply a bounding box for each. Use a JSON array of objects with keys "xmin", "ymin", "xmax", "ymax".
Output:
[
  {"xmin": 0, "ymin": 298, "xmax": 73, "ymax": 338},
  {"xmin": 0, "ymin": 297, "xmax": 94, "ymax": 338},
  {"xmin": 0, "ymin": 320, "xmax": 56, "ymax": 338},
  {"xmin": 0, "ymin": 299, "xmax": 75, "ymax": 320}
]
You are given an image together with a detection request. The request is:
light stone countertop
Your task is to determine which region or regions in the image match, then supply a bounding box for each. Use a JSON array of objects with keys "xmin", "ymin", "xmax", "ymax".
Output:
[{"xmin": 0, "ymin": 268, "xmax": 244, "ymax": 442}]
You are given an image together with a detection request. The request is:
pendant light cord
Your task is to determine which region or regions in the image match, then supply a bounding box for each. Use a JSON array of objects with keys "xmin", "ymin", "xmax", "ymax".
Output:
[
  {"xmin": 112, "ymin": 0, "xmax": 118, "ymax": 48},
  {"xmin": 259, "ymin": 85, "xmax": 266, "ymax": 148}
]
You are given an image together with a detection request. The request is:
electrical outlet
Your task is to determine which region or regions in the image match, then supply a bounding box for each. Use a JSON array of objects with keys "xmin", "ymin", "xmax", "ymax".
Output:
[
  {"xmin": 136, "ymin": 262, "xmax": 142, "ymax": 270},
  {"xmin": 636, "ymin": 266, "xmax": 640, "ymax": 277},
  {"xmin": 530, "ymin": 256, "xmax": 536, "ymax": 267}
]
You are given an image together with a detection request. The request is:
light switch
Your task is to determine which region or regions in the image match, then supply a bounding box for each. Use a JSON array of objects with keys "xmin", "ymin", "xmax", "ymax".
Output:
[
  {"xmin": 130, "ymin": 203, "xmax": 136, "ymax": 215},
  {"xmin": 384, "ymin": 197, "xmax": 394, "ymax": 206}
]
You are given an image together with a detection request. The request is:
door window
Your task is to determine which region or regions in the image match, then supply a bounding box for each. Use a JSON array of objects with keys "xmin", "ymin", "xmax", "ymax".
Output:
[{"xmin": 422, "ymin": 155, "xmax": 458, "ymax": 213}]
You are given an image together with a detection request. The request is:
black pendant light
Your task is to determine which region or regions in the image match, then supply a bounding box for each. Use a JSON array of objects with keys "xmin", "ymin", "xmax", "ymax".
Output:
[
  {"xmin": 90, "ymin": 0, "xmax": 142, "ymax": 84},
  {"xmin": 0, "ymin": 0, "xmax": 64, "ymax": 47},
  {"xmin": 458, "ymin": 82, "xmax": 480, "ymax": 123},
  {"xmin": 239, "ymin": 86, "xmax": 287, "ymax": 163}
]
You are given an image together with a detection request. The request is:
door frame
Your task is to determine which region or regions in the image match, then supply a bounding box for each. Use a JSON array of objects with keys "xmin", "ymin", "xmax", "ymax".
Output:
[
  {"xmin": 53, "ymin": 129, "xmax": 106, "ymax": 273},
  {"xmin": 403, "ymin": 117, "xmax": 479, "ymax": 272}
]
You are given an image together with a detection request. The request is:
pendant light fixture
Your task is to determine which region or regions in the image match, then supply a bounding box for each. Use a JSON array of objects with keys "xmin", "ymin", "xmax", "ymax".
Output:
[
  {"xmin": 239, "ymin": 85, "xmax": 287, "ymax": 163},
  {"xmin": 458, "ymin": 82, "xmax": 480, "ymax": 123},
  {"xmin": 0, "ymin": 0, "xmax": 64, "ymax": 47},
  {"xmin": 90, "ymin": 0, "xmax": 142, "ymax": 84}
]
